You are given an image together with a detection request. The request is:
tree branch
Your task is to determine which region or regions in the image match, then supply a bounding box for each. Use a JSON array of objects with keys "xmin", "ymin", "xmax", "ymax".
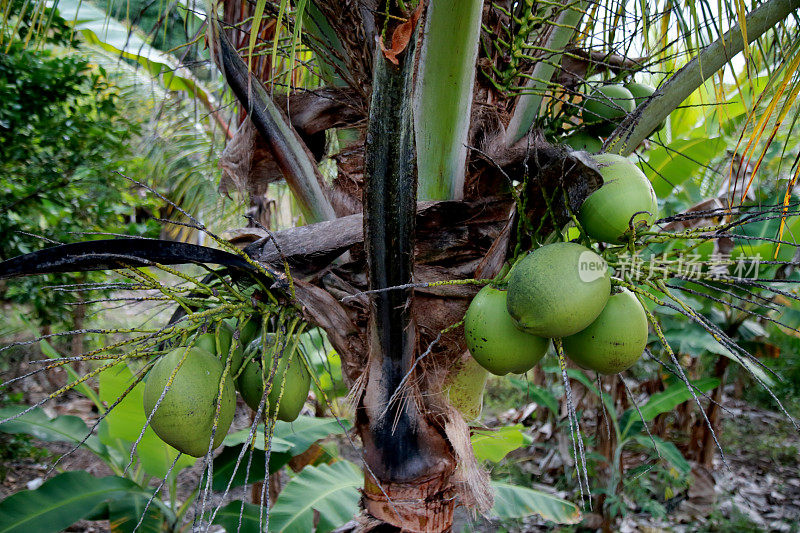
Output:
[{"xmin": 606, "ymin": 0, "xmax": 800, "ymax": 155}]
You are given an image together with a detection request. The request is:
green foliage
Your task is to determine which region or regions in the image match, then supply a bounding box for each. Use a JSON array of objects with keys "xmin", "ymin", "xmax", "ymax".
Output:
[
  {"xmin": 0, "ymin": 471, "xmax": 166, "ymax": 533},
  {"xmin": 209, "ymin": 501, "xmax": 265, "ymax": 533},
  {"xmin": 268, "ymin": 460, "xmax": 362, "ymax": 532},
  {"xmin": 0, "ymin": 431, "xmax": 49, "ymax": 482},
  {"xmin": 0, "ymin": 2, "xmax": 159, "ymax": 328},
  {"xmin": 213, "ymin": 416, "xmax": 350, "ymax": 491},
  {"xmin": 103, "ymin": 0, "xmax": 205, "ymax": 61},
  {"xmin": 489, "ymin": 482, "xmax": 583, "ymax": 524},
  {"xmin": 209, "ymin": 461, "xmax": 364, "ymax": 533},
  {"xmin": 603, "ymin": 462, "xmax": 691, "ymax": 521},
  {"xmin": 507, "ymin": 376, "xmax": 559, "ymax": 415},
  {"xmin": 0, "ymin": 360, "xmax": 199, "ymax": 530},
  {"xmin": 618, "ymin": 378, "xmax": 721, "ymax": 440},
  {"xmin": 0, "ymin": 391, "xmax": 50, "ymax": 482},
  {"xmin": 743, "ymin": 320, "xmax": 800, "ymax": 412},
  {"xmin": 0, "ymin": 0, "xmax": 799, "ymax": 530},
  {"xmin": 471, "ymin": 425, "xmax": 533, "ymax": 463},
  {"xmin": 0, "ymin": 405, "xmax": 110, "ymax": 462},
  {"xmin": 640, "ymin": 136, "xmax": 728, "ymax": 197},
  {"xmin": 0, "ymin": 387, "xmax": 40, "ymax": 476},
  {"xmin": 0, "ymin": 341, "xmax": 357, "ymax": 531},
  {"xmin": 100, "ymin": 495, "xmax": 167, "ymax": 533},
  {"xmin": 303, "ymin": 330, "xmax": 348, "ymax": 400},
  {"xmin": 596, "ymin": 382, "xmax": 705, "ymax": 520}
]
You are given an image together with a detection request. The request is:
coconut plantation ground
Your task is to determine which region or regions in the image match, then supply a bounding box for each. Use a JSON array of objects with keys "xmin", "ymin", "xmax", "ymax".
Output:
[
  {"xmin": 473, "ymin": 379, "xmax": 800, "ymax": 531},
  {"xmin": 1, "ymin": 296, "xmax": 799, "ymax": 531}
]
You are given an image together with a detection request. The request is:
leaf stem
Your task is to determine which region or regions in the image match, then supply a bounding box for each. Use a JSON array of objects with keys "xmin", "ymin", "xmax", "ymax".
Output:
[
  {"xmin": 504, "ymin": 1, "xmax": 588, "ymax": 145},
  {"xmin": 213, "ymin": 21, "xmax": 337, "ymax": 223},
  {"xmin": 414, "ymin": 0, "xmax": 483, "ymax": 200}
]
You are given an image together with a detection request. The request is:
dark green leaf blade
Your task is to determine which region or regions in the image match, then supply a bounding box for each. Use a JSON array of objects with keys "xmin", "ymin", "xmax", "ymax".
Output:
[
  {"xmin": 507, "ymin": 377, "xmax": 559, "ymax": 414},
  {"xmin": 490, "ymin": 482, "xmax": 582, "ymax": 524},
  {"xmin": 211, "ymin": 445, "xmax": 292, "ymax": 492},
  {"xmin": 269, "ymin": 461, "xmax": 361, "ymax": 532},
  {"xmin": 0, "ymin": 472, "xmax": 141, "ymax": 533},
  {"xmin": 631, "ymin": 435, "xmax": 691, "ymax": 474},
  {"xmin": 274, "ymin": 417, "xmax": 351, "ymax": 454},
  {"xmin": 223, "ymin": 416, "xmax": 350, "ymax": 453},
  {"xmin": 210, "ymin": 500, "xmax": 264, "ymax": 533},
  {"xmin": 639, "ymin": 377, "xmax": 720, "ymax": 421},
  {"xmin": 107, "ymin": 496, "xmax": 165, "ymax": 533}
]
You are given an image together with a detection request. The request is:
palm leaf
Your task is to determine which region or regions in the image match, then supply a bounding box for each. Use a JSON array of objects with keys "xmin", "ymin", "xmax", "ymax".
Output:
[
  {"xmin": 268, "ymin": 460, "xmax": 362, "ymax": 532},
  {"xmin": 55, "ymin": 0, "xmax": 219, "ymax": 113},
  {"xmin": 490, "ymin": 482, "xmax": 582, "ymax": 524}
]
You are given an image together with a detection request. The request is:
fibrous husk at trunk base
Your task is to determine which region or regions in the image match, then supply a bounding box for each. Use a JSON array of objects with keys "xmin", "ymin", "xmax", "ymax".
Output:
[{"xmin": 443, "ymin": 405, "xmax": 493, "ymax": 512}]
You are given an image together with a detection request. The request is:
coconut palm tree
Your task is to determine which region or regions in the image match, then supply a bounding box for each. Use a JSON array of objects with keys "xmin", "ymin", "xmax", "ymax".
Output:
[
  {"xmin": 203, "ymin": 1, "xmax": 800, "ymax": 529},
  {"xmin": 3, "ymin": 0, "xmax": 800, "ymax": 531}
]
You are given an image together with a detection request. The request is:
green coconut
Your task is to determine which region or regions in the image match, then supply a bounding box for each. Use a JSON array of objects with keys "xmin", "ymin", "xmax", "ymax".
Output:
[
  {"xmin": 443, "ymin": 353, "xmax": 489, "ymax": 421},
  {"xmin": 464, "ymin": 285, "xmax": 550, "ymax": 375},
  {"xmin": 506, "ymin": 242, "xmax": 611, "ymax": 338},
  {"xmin": 237, "ymin": 317, "xmax": 262, "ymax": 348},
  {"xmin": 562, "ymin": 288, "xmax": 648, "ymax": 374},
  {"xmin": 579, "ymin": 153, "xmax": 658, "ymax": 243},
  {"xmin": 581, "ymin": 85, "xmax": 635, "ymax": 136},
  {"xmin": 193, "ymin": 321, "xmax": 249, "ymax": 375},
  {"xmin": 193, "ymin": 333, "xmax": 217, "ymax": 356},
  {"xmin": 624, "ymin": 82, "xmax": 655, "ymax": 105},
  {"xmin": 237, "ymin": 334, "xmax": 310, "ymax": 422},
  {"xmin": 194, "ymin": 321, "xmax": 233, "ymax": 356},
  {"xmin": 562, "ymin": 131, "xmax": 603, "ymax": 153},
  {"xmin": 143, "ymin": 347, "xmax": 236, "ymax": 457},
  {"xmin": 624, "ymin": 82, "xmax": 666, "ymax": 131},
  {"xmin": 211, "ymin": 317, "xmax": 263, "ymax": 375}
]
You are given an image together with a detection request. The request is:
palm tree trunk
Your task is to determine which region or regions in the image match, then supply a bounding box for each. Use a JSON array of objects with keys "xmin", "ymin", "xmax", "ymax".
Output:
[{"xmin": 357, "ymin": 30, "xmax": 456, "ymax": 532}]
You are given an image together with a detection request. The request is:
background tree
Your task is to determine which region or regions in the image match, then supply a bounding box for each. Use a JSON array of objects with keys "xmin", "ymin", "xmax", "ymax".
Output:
[{"xmin": 0, "ymin": 2, "xmax": 159, "ymax": 346}]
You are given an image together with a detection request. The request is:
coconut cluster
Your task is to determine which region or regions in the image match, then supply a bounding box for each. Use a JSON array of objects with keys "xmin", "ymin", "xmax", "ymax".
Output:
[
  {"xmin": 142, "ymin": 318, "xmax": 309, "ymax": 457},
  {"xmin": 465, "ymin": 243, "xmax": 648, "ymax": 380},
  {"xmin": 462, "ymin": 151, "xmax": 658, "ymax": 417}
]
